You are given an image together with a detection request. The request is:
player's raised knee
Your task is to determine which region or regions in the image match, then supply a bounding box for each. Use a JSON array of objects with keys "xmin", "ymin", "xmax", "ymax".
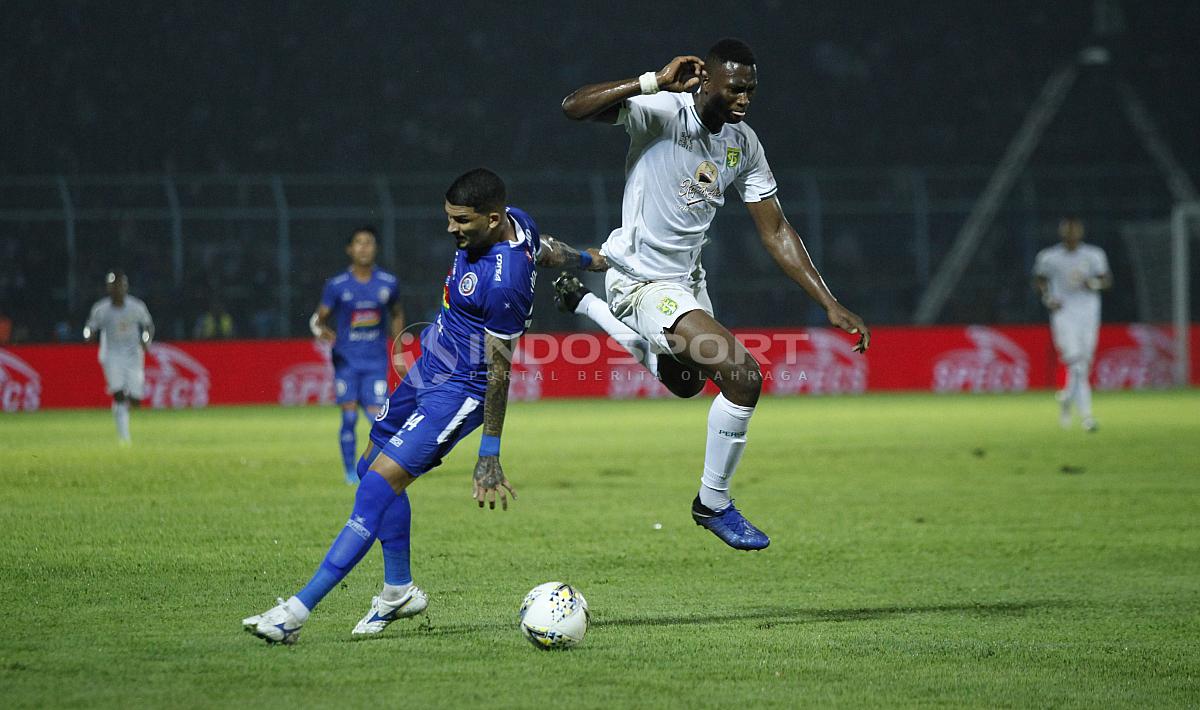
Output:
[{"xmin": 720, "ymin": 359, "xmax": 762, "ymax": 406}]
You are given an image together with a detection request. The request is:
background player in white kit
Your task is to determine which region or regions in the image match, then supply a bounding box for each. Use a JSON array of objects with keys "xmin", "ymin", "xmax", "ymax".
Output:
[
  {"xmin": 1034, "ymin": 217, "xmax": 1111, "ymax": 431},
  {"xmin": 559, "ymin": 39, "xmax": 869, "ymax": 550},
  {"xmin": 83, "ymin": 270, "xmax": 155, "ymax": 445}
]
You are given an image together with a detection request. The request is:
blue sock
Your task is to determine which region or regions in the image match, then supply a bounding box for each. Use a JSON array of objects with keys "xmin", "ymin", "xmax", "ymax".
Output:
[
  {"xmin": 296, "ymin": 471, "xmax": 397, "ymax": 611},
  {"xmin": 379, "ymin": 490, "xmax": 412, "ymax": 585},
  {"xmin": 339, "ymin": 408, "xmax": 357, "ymax": 472}
]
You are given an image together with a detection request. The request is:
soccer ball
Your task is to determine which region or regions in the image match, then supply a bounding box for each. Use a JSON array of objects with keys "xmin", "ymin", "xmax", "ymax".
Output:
[{"xmin": 519, "ymin": 582, "xmax": 589, "ymax": 650}]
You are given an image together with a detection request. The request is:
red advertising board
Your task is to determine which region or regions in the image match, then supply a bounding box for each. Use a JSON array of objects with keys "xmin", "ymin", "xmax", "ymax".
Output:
[{"xmin": 1, "ymin": 324, "xmax": 1196, "ymax": 412}]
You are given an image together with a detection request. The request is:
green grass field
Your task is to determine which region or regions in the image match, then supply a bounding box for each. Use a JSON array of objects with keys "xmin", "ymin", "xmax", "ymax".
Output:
[{"xmin": 2, "ymin": 391, "xmax": 1198, "ymax": 708}]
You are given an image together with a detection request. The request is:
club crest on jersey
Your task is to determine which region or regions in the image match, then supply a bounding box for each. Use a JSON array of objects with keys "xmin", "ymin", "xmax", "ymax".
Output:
[
  {"xmin": 694, "ymin": 161, "xmax": 718, "ymax": 185},
  {"xmin": 657, "ymin": 297, "xmax": 679, "ymax": 316},
  {"xmin": 378, "ymin": 287, "xmax": 391, "ymax": 302},
  {"xmin": 458, "ymin": 272, "xmax": 478, "ymax": 296},
  {"xmin": 725, "ymin": 147, "xmax": 741, "ymax": 168}
]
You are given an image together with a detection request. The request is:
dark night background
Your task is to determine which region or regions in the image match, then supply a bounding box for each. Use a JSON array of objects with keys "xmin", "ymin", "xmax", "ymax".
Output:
[
  {"xmin": 3, "ymin": 1, "xmax": 1198, "ymax": 173},
  {"xmin": 1, "ymin": 1, "xmax": 1198, "ymax": 340}
]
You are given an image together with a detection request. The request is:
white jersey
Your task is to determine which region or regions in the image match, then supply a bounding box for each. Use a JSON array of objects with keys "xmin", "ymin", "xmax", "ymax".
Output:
[
  {"xmin": 601, "ymin": 91, "xmax": 778, "ymax": 281},
  {"xmin": 1033, "ymin": 243, "xmax": 1109, "ymax": 323},
  {"xmin": 86, "ymin": 296, "xmax": 154, "ymax": 363}
]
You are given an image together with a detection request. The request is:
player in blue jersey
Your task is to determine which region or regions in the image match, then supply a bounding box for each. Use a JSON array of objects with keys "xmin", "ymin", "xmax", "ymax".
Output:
[
  {"xmin": 243, "ymin": 168, "xmax": 602, "ymax": 643},
  {"xmin": 310, "ymin": 227, "xmax": 406, "ymax": 485}
]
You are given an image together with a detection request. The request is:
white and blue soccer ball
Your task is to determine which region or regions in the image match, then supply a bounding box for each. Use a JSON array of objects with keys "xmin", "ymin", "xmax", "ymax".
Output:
[{"xmin": 519, "ymin": 582, "xmax": 589, "ymax": 650}]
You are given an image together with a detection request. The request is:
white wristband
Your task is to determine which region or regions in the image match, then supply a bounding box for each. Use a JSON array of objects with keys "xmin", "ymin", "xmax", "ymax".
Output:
[
  {"xmin": 309, "ymin": 312, "xmax": 323, "ymax": 338},
  {"xmin": 639, "ymin": 71, "xmax": 660, "ymax": 95}
]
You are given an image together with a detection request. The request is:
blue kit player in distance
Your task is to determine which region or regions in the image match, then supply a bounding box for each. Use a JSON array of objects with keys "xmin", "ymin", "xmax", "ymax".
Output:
[
  {"xmin": 311, "ymin": 227, "xmax": 406, "ymax": 485},
  {"xmin": 243, "ymin": 168, "xmax": 602, "ymax": 643}
]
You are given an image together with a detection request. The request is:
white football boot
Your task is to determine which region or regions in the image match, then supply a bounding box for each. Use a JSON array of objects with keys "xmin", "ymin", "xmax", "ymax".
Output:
[
  {"xmin": 242, "ymin": 598, "xmax": 304, "ymax": 644},
  {"xmin": 351, "ymin": 586, "xmax": 428, "ymax": 636}
]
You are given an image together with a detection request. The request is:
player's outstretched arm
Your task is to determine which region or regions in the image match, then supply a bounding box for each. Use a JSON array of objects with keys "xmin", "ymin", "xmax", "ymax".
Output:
[
  {"xmin": 561, "ymin": 55, "xmax": 706, "ymax": 123},
  {"xmin": 747, "ymin": 197, "xmax": 870, "ymax": 353},
  {"xmin": 139, "ymin": 305, "xmax": 154, "ymax": 351},
  {"xmin": 473, "ymin": 333, "xmax": 518, "ymax": 510},
  {"xmin": 82, "ymin": 304, "xmax": 102, "ymax": 343},
  {"xmin": 537, "ymin": 234, "xmax": 608, "ymax": 272}
]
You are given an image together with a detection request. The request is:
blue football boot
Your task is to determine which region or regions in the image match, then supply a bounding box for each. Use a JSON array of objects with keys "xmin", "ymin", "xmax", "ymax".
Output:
[{"xmin": 691, "ymin": 496, "xmax": 770, "ymax": 550}]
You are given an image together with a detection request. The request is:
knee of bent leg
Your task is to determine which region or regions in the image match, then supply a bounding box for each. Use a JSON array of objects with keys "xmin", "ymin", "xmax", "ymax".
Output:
[{"xmin": 721, "ymin": 359, "xmax": 762, "ymax": 406}]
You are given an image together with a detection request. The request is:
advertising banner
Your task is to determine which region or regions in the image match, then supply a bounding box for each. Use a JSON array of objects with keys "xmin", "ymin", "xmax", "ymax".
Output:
[{"xmin": 2, "ymin": 324, "xmax": 1195, "ymax": 411}]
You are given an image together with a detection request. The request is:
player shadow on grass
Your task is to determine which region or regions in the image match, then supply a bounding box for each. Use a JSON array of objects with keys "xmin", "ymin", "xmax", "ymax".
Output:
[
  {"xmin": 397, "ymin": 600, "xmax": 1069, "ymax": 638},
  {"xmin": 599, "ymin": 600, "xmax": 1070, "ymax": 629}
]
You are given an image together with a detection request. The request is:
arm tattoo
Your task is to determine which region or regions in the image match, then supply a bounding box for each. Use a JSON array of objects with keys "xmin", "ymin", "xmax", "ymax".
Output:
[
  {"xmin": 536, "ymin": 234, "xmax": 583, "ymax": 269},
  {"xmin": 481, "ymin": 333, "xmax": 514, "ymax": 438}
]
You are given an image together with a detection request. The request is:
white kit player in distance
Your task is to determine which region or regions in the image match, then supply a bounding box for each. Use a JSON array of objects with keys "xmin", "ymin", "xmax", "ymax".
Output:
[
  {"xmin": 1034, "ymin": 217, "xmax": 1112, "ymax": 432},
  {"xmin": 559, "ymin": 39, "xmax": 869, "ymax": 550},
  {"xmin": 83, "ymin": 269, "xmax": 155, "ymax": 445}
]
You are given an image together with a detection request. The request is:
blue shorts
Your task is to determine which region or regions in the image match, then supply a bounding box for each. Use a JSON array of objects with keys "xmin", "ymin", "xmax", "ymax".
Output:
[
  {"xmin": 334, "ymin": 365, "xmax": 389, "ymax": 408},
  {"xmin": 368, "ymin": 377, "xmax": 484, "ymax": 476}
]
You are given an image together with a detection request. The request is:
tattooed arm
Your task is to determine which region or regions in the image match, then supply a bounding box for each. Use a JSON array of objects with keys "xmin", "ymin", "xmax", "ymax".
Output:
[
  {"xmin": 537, "ymin": 234, "xmax": 609, "ymax": 271},
  {"xmin": 472, "ymin": 333, "xmax": 518, "ymax": 510}
]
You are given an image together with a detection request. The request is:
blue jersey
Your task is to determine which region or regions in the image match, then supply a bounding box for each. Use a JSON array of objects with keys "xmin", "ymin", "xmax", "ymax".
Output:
[
  {"xmin": 320, "ymin": 267, "xmax": 400, "ymax": 370},
  {"xmin": 413, "ymin": 207, "xmax": 539, "ymax": 398}
]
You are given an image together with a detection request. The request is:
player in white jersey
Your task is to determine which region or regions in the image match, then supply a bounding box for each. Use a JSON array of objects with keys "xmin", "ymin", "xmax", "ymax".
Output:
[
  {"xmin": 1033, "ymin": 217, "xmax": 1111, "ymax": 431},
  {"xmin": 83, "ymin": 270, "xmax": 155, "ymax": 445},
  {"xmin": 559, "ymin": 39, "xmax": 869, "ymax": 550}
]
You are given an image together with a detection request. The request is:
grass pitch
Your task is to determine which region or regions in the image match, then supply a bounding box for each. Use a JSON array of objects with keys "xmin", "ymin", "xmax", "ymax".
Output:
[{"xmin": 1, "ymin": 391, "xmax": 1198, "ymax": 708}]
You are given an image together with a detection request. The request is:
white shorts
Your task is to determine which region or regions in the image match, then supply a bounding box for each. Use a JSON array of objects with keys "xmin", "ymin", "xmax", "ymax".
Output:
[
  {"xmin": 1050, "ymin": 314, "xmax": 1099, "ymax": 365},
  {"xmin": 604, "ymin": 268, "xmax": 714, "ymax": 354},
  {"xmin": 102, "ymin": 359, "xmax": 146, "ymax": 399}
]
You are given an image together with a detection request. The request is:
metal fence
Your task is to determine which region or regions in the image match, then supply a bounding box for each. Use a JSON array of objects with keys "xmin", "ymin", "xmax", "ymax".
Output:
[{"xmin": 0, "ymin": 165, "xmax": 1188, "ymax": 343}]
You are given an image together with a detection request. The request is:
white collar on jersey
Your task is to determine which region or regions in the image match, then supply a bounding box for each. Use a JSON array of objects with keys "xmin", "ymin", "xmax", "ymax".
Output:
[{"xmin": 505, "ymin": 212, "xmax": 527, "ymax": 247}]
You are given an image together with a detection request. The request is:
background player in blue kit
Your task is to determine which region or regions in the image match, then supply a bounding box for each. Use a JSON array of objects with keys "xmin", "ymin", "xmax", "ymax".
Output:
[
  {"xmin": 310, "ymin": 227, "xmax": 406, "ymax": 485},
  {"xmin": 243, "ymin": 168, "xmax": 600, "ymax": 643}
]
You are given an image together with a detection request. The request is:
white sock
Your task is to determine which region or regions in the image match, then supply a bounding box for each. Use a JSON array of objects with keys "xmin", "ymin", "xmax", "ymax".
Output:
[
  {"xmin": 1070, "ymin": 361, "xmax": 1093, "ymax": 419},
  {"xmin": 575, "ymin": 292, "xmax": 656, "ymax": 372},
  {"xmin": 113, "ymin": 402, "xmax": 131, "ymax": 441},
  {"xmin": 381, "ymin": 582, "xmax": 412, "ymax": 602},
  {"xmin": 699, "ymin": 393, "xmax": 755, "ymax": 511},
  {"xmin": 285, "ymin": 595, "xmax": 311, "ymax": 622}
]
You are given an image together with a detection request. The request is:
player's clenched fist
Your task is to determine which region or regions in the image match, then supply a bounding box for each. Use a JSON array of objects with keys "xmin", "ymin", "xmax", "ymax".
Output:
[{"xmin": 657, "ymin": 55, "xmax": 706, "ymax": 93}]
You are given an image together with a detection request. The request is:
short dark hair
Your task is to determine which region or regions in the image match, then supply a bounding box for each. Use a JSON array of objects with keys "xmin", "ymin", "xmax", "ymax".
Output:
[
  {"xmin": 707, "ymin": 38, "xmax": 756, "ymax": 67},
  {"xmin": 348, "ymin": 226, "xmax": 378, "ymax": 245},
  {"xmin": 445, "ymin": 168, "xmax": 506, "ymax": 212}
]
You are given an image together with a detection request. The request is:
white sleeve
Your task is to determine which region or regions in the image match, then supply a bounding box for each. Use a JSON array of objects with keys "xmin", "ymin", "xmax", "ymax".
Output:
[
  {"xmin": 1033, "ymin": 249, "xmax": 1051, "ymax": 278},
  {"xmin": 85, "ymin": 303, "xmax": 104, "ymax": 333},
  {"xmin": 733, "ymin": 129, "xmax": 778, "ymax": 203},
  {"xmin": 617, "ymin": 94, "xmax": 672, "ymax": 139},
  {"xmin": 139, "ymin": 302, "xmax": 155, "ymax": 329},
  {"xmin": 1093, "ymin": 247, "xmax": 1110, "ymax": 276},
  {"xmin": 139, "ymin": 302, "xmax": 155, "ymax": 341}
]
